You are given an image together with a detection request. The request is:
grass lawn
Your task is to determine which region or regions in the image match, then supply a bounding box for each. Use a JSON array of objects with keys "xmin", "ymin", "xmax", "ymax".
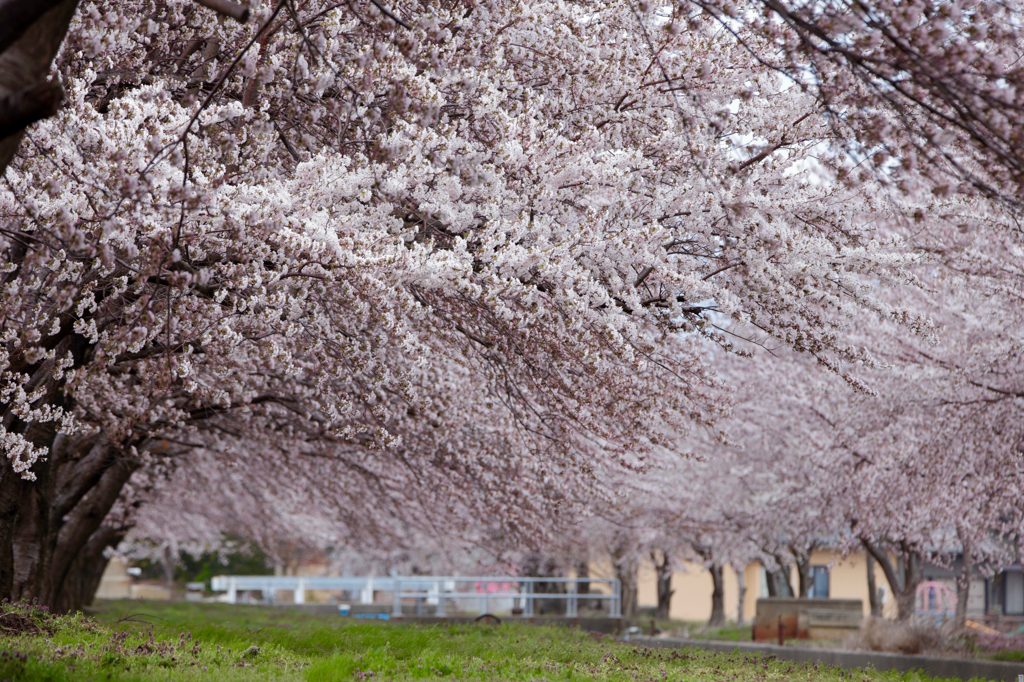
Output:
[{"xmin": 0, "ymin": 599, "xmax": 966, "ymax": 681}]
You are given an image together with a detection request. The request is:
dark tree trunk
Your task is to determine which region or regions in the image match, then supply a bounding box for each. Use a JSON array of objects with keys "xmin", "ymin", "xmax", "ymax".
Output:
[
  {"xmin": 52, "ymin": 524, "xmax": 125, "ymax": 613},
  {"xmin": 708, "ymin": 563, "xmax": 725, "ymax": 627},
  {"xmin": 3, "ymin": 431, "xmax": 140, "ymax": 612},
  {"xmin": 575, "ymin": 560, "xmax": 590, "ymax": 595},
  {"xmin": 735, "ymin": 565, "xmax": 746, "ymax": 626},
  {"xmin": 862, "ymin": 538, "xmax": 922, "ymax": 621},
  {"xmin": 765, "ymin": 567, "xmax": 778, "ymax": 597},
  {"xmin": 866, "ymin": 552, "xmax": 882, "ymax": 617},
  {"xmin": 0, "ymin": 0, "xmax": 80, "ymax": 174},
  {"xmin": 521, "ymin": 553, "xmax": 565, "ymax": 615},
  {"xmin": 955, "ymin": 544, "xmax": 972, "ymax": 628},
  {"xmin": 795, "ymin": 553, "xmax": 812, "ymax": 598},
  {"xmin": 0, "ymin": 464, "xmax": 27, "ymax": 601},
  {"xmin": 766, "ymin": 566, "xmax": 792, "ymax": 597},
  {"xmin": 651, "ymin": 550, "xmax": 673, "ymax": 621},
  {"xmin": 612, "ymin": 555, "xmax": 637, "ymax": 619}
]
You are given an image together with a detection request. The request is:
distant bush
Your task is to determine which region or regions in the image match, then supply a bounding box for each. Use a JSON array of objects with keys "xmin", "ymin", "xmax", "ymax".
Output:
[{"xmin": 853, "ymin": 617, "xmax": 961, "ymax": 655}]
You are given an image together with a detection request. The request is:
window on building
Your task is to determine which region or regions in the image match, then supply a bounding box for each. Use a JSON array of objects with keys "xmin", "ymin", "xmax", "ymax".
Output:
[
  {"xmin": 1006, "ymin": 571, "xmax": 1024, "ymax": 615},
  {"xmin": 808, "ymin": 566, "xmax": 830, "ymax": 598}
]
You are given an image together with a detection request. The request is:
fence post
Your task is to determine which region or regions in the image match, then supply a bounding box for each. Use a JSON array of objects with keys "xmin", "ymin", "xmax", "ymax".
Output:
[
  {"xmin": 569, "ymin": 579, "xmax": 577, "ymax": 617},
  {"xmin": 296, "ymin": 578, "xmax": 306, "ymax": 604},
  {"xmin": 228, "ymin": 577, "xmax": 237, "ymax": 604},
  {"xmin": 612, "ymin": 579, "xmax": 621, "ymax": 618},
  {"xmin": 393, "ymin": 578, "xmax": 402, "ymax": 618}
]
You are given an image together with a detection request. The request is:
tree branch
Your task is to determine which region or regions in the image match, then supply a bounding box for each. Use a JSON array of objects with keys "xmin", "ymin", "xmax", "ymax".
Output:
[
  {"xmin": 194, "ymin": 0, "xmax": 250, "ymax": 23},
  {"xmin": 0, "ymin": 79, "xmax": 63, "ymax": 140},
  {"xmin": 0, "ymin": 0, "xmax": 67, "ymax": 56}
]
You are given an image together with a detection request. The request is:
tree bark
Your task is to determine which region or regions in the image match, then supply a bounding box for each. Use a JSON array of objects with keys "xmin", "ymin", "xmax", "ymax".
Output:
[
  {"xmin": 708, "ymin": 563, "xmax": 726, "ymax": 627},
  {"xmin": 651, "ymin": 549, "xmax": 673, "ymax": 621},
  {"xmin": 955, "ymin": 544, "xmax": 972, "ymax": 628},
  {"xmin": 862, "ymin": 538, "xmax": 922, "ymax": 621},
  {"xmin": 765, "ymin": 566, "xmax": 778, "ymax": 597},
  {"xmin": 766, "ymin": 565, "xmax": 793, "ymax": 597},
  {"xmin": 795, "ymin": 552, "xmax": 812, "ymax": 598},
  {"xmin": 616, "ymin": 559, "xmax": 638, "ymax": 619},
  {"xmin": 163, "ymin": 543, "xmax": 176, "ymax": 589},
  {"xmin": 0, "ymin": 462, "xmax": 26, "ymax": 601},
  {"xmin": 575, "ymin": 560, "xmax": 590, "ymax": 594},
  {"xmin": 2, "ymin": 430, "xmax": 140, "ymax": 612},
  {"xmin": 866, "ymin": 552, "xmax": 882, "ymax": 617},
  {"xmin": 52, "ymin": 524, "xmax": 125, "ymax": 613},
  {"xmin": 735, "ymin": 565, "xmax": 746, "ymax": 626},
  {"xmin": 0, "ymin": 0, "xmax": 78, "ymax": 174}
]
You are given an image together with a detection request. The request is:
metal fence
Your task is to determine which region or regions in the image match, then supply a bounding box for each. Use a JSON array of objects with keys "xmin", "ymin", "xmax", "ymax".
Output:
[{"xmin": 209, "ymin": 575, "xmax": 621, "ymax": 618}]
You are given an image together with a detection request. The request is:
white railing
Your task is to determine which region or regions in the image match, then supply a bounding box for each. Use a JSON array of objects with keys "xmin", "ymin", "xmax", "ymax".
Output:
[{"xmin": 209, "ymin": 575, "xmax": 621, "ymax": 618}]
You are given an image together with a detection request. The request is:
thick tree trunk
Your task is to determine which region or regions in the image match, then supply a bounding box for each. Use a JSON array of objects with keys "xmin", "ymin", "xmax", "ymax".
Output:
[
  {"xmin": 866, "ymin": 552, "xmax": 882, "ymax": 617},
  {"xmin": 52, "ymin": 524, "xmax": 125, "ymax": 613},
  {"xmin": 708, "ymin": 563, "xmax": 725, "ymax": 627},
  {"xmin": 0, "ymin": 464, "xmax": 26, "ymax": 601},
  {"xmin": 2, "ymin": 431, "xmax": 140, "ymax": 612},
  {"xmin": 862, "ymin": 538, "xmax": 922, "ymax": 621},
  {"xmin": 651, "ymin": 550, "xmax": 673, "ymax": 621}
]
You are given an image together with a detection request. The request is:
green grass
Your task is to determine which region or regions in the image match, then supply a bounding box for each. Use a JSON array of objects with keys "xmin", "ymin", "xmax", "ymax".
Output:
[
  {"xmin": 989, "ymin": 649, "xmax": 1024, "ymax": 662},
  {"xmin": 651, "ymin": 619, "xmax": 754, "ymax": 642},
  {"xmin": 0, "ymin": 600, "xmax": 970, "ymax": 681}
]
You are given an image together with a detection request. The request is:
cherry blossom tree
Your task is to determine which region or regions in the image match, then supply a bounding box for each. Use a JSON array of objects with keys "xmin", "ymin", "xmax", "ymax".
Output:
[{"xmin": 0, "ymin": 0, "xmax": 1022, "ymax": 615}]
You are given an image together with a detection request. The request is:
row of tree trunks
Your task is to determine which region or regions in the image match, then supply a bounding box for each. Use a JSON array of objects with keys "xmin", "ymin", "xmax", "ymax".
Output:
[{"xmin": 573, "ymin": 544, "xmax": 977, "ymax": 629}]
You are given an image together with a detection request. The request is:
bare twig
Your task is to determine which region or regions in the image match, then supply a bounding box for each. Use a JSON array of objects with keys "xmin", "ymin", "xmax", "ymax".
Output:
[{"xmin": 368, "ymin": 0, "xmax": 410, "ymax": 29}]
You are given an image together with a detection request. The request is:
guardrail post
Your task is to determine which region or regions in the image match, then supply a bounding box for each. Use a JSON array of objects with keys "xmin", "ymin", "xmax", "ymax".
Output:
[
  {"xmin": 525, "ymin": 580, "xmax": 533, "ymax": 617},
  {"xmin": 612, "ymin": 579, "xmax": 621, "ymax": 618},
  {"xmin": 569, "ymin": 579, "xmax": 577, "ymax": 617},
  {"xmin": 296, "ymin": 578, "xmax": 306, "ymax": 605},
  {"xmin": 393, "ymin": 579, "xmax": 402, "ymax": 618},
  {"xmin": 438, "ymin": 580, "xmax": 446, "ymax": 617},
  {"xmin": 228, "ymin": 577, "xmax": 237, "ymax": 604}
]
